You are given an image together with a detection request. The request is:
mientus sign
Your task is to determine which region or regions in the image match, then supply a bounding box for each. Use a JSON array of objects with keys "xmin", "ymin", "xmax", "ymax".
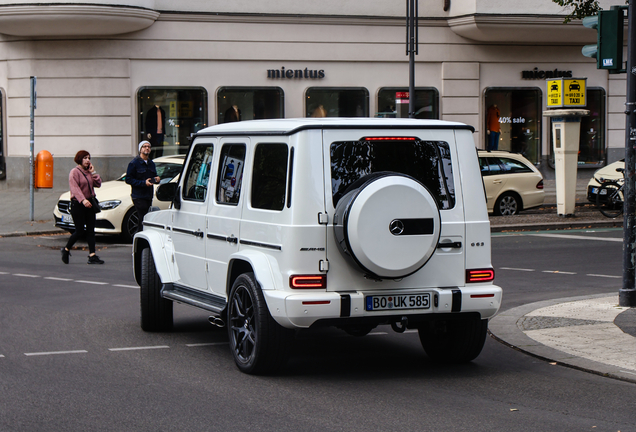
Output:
[
  {"xmin": 521, "ymin": 67, "xmax": 572, "ymax": 79},
  {"xmin": 267, "ymin": 66, "xmax": 325, "ymax": 79}
]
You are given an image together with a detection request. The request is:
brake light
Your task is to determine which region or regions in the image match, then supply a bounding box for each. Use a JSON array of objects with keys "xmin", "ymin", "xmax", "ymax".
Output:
[
  {"xmin": 363, "ymin": 137, "xmax": 417, "ymax": 141},
  {"xmin": 466, "ymin": 268, "xmax": 495, "ymax": 283},
  {"xmin": 290, "ymin": 275, "xmax": 327, "ymax": 289},
  {"xmin": 536, "ymin": 179, "xmax": 544, "ymax": 189}
]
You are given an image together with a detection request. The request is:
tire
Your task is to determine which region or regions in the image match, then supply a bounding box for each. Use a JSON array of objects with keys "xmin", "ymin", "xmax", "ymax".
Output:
[
  {"xmin": 227, "ymin": 272, "xmax": 294, "ymax": 374},
  {"xmin": 121, "ymin": 208, "xmax": 139, "ymax": 243},
  {"xmin": 418, "ymin": 318, "xmax": 488, "ymax": 363},
  {"xmin": 494, "ymin": 192, "xmax": 520, "ymax": 216},
  {"xmin": 596, "ymin": 181, "xmax": 623, "ymax": 218},
  {"xmin": 333, "ymin": 172, "xmax": 441, "ymax": 279},
  {"xmin": 140, "ymin": 248, "xmax": 173, "ymax": 332}
]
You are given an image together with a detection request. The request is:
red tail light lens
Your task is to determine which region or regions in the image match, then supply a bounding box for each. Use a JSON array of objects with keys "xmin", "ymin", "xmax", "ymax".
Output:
[
  {"xmin": 290, "ymin": 275, "xmax": 327, "ymax": 289},
  {"xmin": 466, "ymin": 268, "xmax": 495, "ymax": 283},
  {"xmin": 536, "ymin": 179, "xmax": 544, "ymax": 189},
  {"xmin": 362, "ymin": 137, "xmax": 416, "ymax": 141}
]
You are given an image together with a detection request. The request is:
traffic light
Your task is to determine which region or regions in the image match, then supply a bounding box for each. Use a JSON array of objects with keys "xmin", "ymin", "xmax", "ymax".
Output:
[{"xmin": 582, "ymin": 7, "xmax": 625, "ymax": 73}]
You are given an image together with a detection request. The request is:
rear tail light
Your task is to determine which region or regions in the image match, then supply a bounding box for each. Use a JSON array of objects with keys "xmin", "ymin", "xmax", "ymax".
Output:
[
  {"xmin": 466, "ymin": 268, "xmax": 495, "ymax": 283},
  {"xmin": 290, "ymin": 275, "xmax": 327, "ymax": 289},
  {"xmin": 536, "ymin": 179, "xmax": 544, "ymax": 189}
]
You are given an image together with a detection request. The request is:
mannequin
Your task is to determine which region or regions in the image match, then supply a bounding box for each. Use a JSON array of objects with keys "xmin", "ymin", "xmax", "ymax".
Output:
[
  {"xmin": 224, "ymin": 105, "xmax": 241, "ymax": 123},
  {"xmin": 486, "ymin": 104, "xmax": 501, "ymax": 151},
  {"xmin": 145, "ymin": 100, "xmax": 166, "ymax": 157}
]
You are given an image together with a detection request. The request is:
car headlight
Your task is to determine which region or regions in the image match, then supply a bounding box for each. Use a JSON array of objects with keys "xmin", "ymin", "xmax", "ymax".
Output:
[{"xmin": 99, "ymin": 200, "xmax": 121, "ymax": 210}]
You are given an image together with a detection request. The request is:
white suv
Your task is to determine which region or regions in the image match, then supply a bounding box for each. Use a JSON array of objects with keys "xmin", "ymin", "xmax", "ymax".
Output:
[{"xmin": 133, "ymin": 118, "xmax": 502, "ymax": 374}]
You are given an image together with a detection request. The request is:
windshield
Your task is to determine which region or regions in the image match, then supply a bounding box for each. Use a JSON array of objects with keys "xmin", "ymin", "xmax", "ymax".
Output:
[{"xmin": 118, "ymin": 161, "xmax": 183, "ymax": 183}]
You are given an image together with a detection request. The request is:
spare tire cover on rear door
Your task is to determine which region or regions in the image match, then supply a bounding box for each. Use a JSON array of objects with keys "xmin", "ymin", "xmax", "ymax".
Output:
[{"xmin": 333, "ymin": 172, "xmax": 441, "ymax": 279}]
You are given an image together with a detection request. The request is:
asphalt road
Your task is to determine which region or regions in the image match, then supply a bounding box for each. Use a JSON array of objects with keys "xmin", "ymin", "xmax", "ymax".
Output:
[{"xmin": 0, "ymin": 230, "xmax": 634, "ymax": 432}]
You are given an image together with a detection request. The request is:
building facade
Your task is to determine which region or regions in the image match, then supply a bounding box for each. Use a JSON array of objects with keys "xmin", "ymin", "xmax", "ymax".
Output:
[{"xmin": 0, "ymin": 0, "xmax": 626, "ymax": 190}]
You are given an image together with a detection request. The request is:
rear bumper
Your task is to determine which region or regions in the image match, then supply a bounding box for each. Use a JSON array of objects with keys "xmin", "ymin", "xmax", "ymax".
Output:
[{"xmin": 263, "ymin": 285, "xmax": 502, "ymax": 329}]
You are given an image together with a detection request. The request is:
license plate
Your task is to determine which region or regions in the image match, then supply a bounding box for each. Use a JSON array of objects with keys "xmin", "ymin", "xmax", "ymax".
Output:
[
  {"xmin": 61, "ymin": 214, "xmax": 74, "ymax": 223},
  {"xmin": 365, "ymin": 293, "xmax": 431, "ymax": 311},
  {"xmin": 591, "ymin": 187, "xmax": 598, "ymax": 194}
]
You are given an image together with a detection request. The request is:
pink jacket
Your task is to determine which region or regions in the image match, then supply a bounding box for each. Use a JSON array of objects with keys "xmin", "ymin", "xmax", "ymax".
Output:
[{"xmin": 69, "ymin": 166, "xmax": 102, "ymax": 202}]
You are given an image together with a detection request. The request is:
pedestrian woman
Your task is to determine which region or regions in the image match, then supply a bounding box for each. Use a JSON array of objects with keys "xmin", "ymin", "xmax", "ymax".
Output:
[{"xmin": 61, "ymin": 150, "xmax": 105, "ymax": 264}]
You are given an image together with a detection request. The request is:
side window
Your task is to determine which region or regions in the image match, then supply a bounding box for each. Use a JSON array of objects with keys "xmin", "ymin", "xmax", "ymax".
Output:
[
  {"xmin": 251, "ymin": 143, "xmax": 289, "ymax": 211},
  {"xmin": 500, "ymin": 157, "xmax": 533, "ymax": 173},
  {"xmin": 182, "ymin": 144, "xmax": 214, "ymax": 201},
  {"xmin": 486, "ymin": 157, "xmax": 503, "ymax": 175},
  {"xmin": 479, "ymin": 157, "xmax": 490, "ymax": 175},
  {"xmin": 217, "ymin": 144, "xmax": 246, "ymax": 205}
]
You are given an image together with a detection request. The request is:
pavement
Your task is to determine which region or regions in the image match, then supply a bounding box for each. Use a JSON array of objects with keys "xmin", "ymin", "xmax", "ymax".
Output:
[{"xmin": 0, "ymin": 180, "xmax": 634, "ymax": 383}]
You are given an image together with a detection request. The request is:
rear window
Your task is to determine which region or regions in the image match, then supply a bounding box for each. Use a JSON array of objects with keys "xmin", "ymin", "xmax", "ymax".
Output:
[{"xmin": 330, "ymin": 138, "xmax": 455, "ymax": 209}]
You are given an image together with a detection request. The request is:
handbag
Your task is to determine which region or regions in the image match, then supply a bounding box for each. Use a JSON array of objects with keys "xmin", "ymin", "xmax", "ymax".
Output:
[
  {"xmin": 88, "ymin": 196, "xmax": 101, "ymax": 214},
  {"xmin": 78, "ymin": 168, "xmax": 101, "ymax": 213}
]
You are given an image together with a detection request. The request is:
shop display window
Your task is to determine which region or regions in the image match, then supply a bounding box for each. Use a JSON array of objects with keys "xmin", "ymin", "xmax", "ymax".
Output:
[
  {"xmin": 138, "ymin": 87, "xmax": 208, "ymax": 158},
  {"xmin": 376, "ymin": 87, "xmax": 439, "ymax": 119},
  {"xmin": 217, "ymin": 87, "xmax": 284, "ymax": 124},
  {"xmin": 484, "ymin": 88, "xmax": 542, "ymax": 164},
  {"xmin": 306, "ymin": 87, "xmax": 369, "ymax": 117},
  {"xmin": 0, "ymin": 90, "xmax": 4, "ymax": 180},
  {"xmin": 549, "ymin": 88, "xmax": 606, "ymax": 167}
]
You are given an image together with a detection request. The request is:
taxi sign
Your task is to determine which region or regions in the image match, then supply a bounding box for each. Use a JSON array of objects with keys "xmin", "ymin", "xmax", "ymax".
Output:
[{"xmin": 546, "ymin": 77, "xmax": 587, "ymax": 108}]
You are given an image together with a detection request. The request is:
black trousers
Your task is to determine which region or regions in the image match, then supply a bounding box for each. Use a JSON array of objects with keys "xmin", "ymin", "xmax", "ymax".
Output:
[
  {"xmin": 133, "ymin": 198, "xmax": 152, "ymax": 233},
  {"xmin": 66, "ymin": 200, "xmax": 97, "ymax": 254}
]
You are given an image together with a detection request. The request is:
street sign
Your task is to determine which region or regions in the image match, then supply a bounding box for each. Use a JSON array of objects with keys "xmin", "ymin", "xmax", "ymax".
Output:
[
  {"xmin": 547, "ymin": 79, "xmax": 562, "ymax": 107},
  {"xmin": 546, "ymin": 77, "xmax": 587, "ymax": 108}
]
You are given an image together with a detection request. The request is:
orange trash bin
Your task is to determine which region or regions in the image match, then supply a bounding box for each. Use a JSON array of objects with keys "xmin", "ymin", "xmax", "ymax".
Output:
[{"xmin": 35, "ymin": 150, "xmax": 53, "ymax": 188}]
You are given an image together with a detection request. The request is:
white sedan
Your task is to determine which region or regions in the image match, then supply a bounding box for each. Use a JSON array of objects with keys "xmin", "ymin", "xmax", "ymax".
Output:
[{"xmin": 53, "ymin": 155, "xmax": 184, "ymax": 242}]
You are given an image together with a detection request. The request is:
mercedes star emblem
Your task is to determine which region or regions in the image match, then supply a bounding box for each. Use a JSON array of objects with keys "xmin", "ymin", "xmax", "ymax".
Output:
[{"xmin": 389, "ymin": 219, "xmax": 405, "ymax": 236}]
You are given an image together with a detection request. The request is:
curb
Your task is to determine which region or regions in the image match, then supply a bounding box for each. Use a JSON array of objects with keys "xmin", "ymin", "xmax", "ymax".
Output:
[
  {"xmin": 490, "ymin": 219, "xmax": 623, "ymax": 233},
  {"xmin": 489, "ymin": 293, "xmax": 636, "ymax": 384}
]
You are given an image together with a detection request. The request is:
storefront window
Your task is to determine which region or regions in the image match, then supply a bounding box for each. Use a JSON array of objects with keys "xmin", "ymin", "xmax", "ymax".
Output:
[
  {"xmin": 484, "ymin": 88, "xmax": 542, "ymax": 164},
  {"xmin": 376, "ymin": 87, "xmax": 439, "ymax": 119},
  {"xmin": 217, "ymin": 87, "xmax": 284, "ymax": 124},
  {"xmin": 0, "ymin": 90, "xmax": 4, "ymax": 180},
  {"xmin": 138, "ymin": 87, "xmax": 208, "ymax": 158},
  {"xmin": 549, "ymin": 88, "xmax": 606, "ymax": 167},
  {"xmin": 306, "ymin": 87, "xmax": 369, "ymax": 117}
]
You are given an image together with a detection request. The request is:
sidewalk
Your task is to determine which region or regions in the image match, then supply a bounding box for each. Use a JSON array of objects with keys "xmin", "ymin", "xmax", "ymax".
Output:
[{"xmin": 0, "ymin": 183, "xmax": 634, "ymax": 383}]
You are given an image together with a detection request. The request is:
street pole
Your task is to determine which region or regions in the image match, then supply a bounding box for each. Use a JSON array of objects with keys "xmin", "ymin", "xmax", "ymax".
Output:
[
  {"xmin": 29, "ymin": 76, "xmax": 36, "ymax": 222},
  {"xmin": 406, "ymin": 0, "xmax": 418, "ymax": 118},
  {"xmin": 622, "ymin": 0, "xmax": 636, "ymax": 307}
]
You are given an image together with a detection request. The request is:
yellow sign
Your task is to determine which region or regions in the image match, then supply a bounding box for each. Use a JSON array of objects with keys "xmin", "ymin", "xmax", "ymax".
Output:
[
  {"xmin": 563, "ymin": 78, "xmax": 586, "ymax": 107},
  {"xmin": 547, "ymin": 79, "xmax": 562, "ymax": 107},
  {"xmin": 169, "ymin": 101, "xmax": 177, "ymax": 117},
  {"xmin": 545, "ymin": 77, "xmax": 587, "ymax": 108}
]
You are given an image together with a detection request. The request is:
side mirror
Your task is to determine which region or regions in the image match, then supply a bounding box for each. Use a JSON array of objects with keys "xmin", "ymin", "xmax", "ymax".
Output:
[{"xmin": 156, "ymin": 183, "xmax": 178, "ymax": 203}]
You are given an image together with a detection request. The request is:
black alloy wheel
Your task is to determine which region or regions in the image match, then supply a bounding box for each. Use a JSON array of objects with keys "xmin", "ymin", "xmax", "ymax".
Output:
[
  {"xmin": 121, "ymin": 208, "xmax": 140, "ymax": 243},
  {"xmin": 227, "ymin": 273, "xmax": 293, "ymax": 374}
]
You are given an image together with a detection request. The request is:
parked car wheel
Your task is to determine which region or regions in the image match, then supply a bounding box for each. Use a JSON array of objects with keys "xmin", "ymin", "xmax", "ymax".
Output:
[
  {"xmin": 494, "ymin": 192, "xmax": 520, "ymax": 216},
  {"xmin": 418, "ymin": 318, "xmax": 488, "ymax": 363},
  {"xmin": 140, "ymin": 248, "xmax": 173, "ymax": 332},
  {"xmin": 227, "ymin": 272, "xmax": 293, "ymax": 374},
  {"xmin": 121, "ymin": 208, "xmax": 139, "ymax": 243}
]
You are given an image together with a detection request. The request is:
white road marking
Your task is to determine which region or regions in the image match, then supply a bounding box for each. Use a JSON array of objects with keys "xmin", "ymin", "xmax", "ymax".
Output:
[
  {"xmin": 186, "ymin": 342, "xmax": 229, "ymax": 347},
  {"xmin": 24, "ymin": 350, "xmax": 88, "ymax": 356},
  {"xmin": 0, "ymin": 271, "xmax": 9, "ymax": 274},
  {"xmin": 112, "ymin": 284, "xmax": 139, "ymax": 289},
  {"xmin": 500, "ymin": 267, "xmax": 535, "ymax": 272},
  {"xmin": 368, "ymin": 332, "xmax": 389, "ymax": 336},
  {"xmin": 45, "ymin": 277, "xmax": 73, "ymax": 281},
  {"xmin": 0, "ymin": 355, "xmax": 4, "ymax": 358},
  {"xmin": 587, "ymin": 274, "xmax": 622, "ymax": 279},
  {"xmin": 108, "ymin": 346, "xmax": 170, "ymax": 352},
  {"xmin": 526, "ymin": 233, "xmax": 622, "ymax": 242},
  {"xmin": 75, "ymin": 280, "xmax": 109, "ymax": 285},
  {"xmin": 13, "ymin": 273, "xmax": 40, "ymax": 278},
  {"xmin": 542, "ymin": 270, "xmax": 577, "ymax": 275}
]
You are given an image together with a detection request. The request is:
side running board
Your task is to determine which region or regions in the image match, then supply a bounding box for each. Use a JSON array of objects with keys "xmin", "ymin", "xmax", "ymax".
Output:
[{"xmin": 161, "ymin": 283, "xmax": 227, "ymax": 313}]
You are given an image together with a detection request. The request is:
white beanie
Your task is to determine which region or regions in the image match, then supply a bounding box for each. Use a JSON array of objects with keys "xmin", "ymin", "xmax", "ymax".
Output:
[{"xmin": 139, "ymin": 140, "xmax": 151, "ymax": 153}]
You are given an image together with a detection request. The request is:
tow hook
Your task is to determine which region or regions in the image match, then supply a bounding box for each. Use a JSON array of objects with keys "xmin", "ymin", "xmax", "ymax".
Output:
[
  {"xmin": 391, "ymin": 316, "xmax": 408, "ymax": 333},
  {"xmin": 208, "ymin": 316, "xmax": 225, "ymax": 328}
]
